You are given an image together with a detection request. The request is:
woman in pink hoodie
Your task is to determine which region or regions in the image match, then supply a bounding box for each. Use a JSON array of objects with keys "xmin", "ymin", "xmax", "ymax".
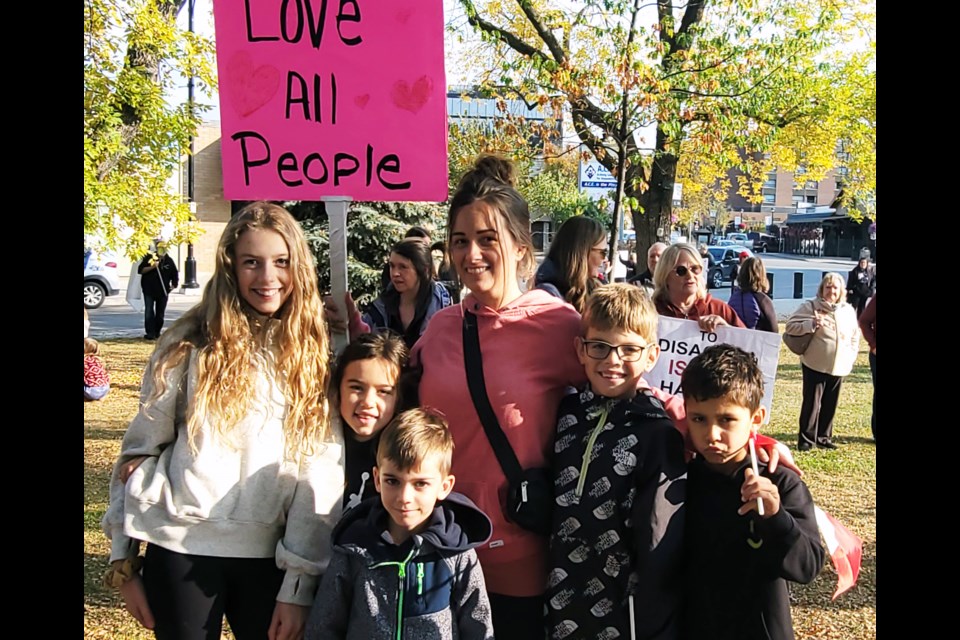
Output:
[{"xmin": 411, "ymin": 155, "xmax": 584, "ymax": 640}]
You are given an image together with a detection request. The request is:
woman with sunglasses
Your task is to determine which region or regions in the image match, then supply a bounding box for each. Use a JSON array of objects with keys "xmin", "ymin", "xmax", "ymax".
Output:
[
  {"xmin": 653, "ymin": 243, "xmax": 746, "ymax": 331},
  {"xmin": 532, "ymin": 215, "xmax": 607, "ymax": 314}
]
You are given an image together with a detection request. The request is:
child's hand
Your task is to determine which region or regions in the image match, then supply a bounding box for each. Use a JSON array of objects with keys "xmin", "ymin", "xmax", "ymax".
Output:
[
  {"xmin": 738, "ymin": 468, "xmax": 780, "ymax": 518},
  {"xmin": 268, "ymin": 602, "xmax": 308, "ymax": 640},
  {"xmin": 324, "ymin": 292, "xmax": 357, "ymax": 331},
  {"xmin": 755, "ymin": 438, "xmax": 803, "ymax": 477}
]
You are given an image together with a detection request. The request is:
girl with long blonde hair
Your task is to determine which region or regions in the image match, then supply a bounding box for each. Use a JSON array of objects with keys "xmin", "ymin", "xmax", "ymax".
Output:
[{"xmin": 102, "ymin": 202, "xmax": 344, "ymax": 640}]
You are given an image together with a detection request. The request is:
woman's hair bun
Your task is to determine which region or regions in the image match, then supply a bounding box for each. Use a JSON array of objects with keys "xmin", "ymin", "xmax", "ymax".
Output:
[{"xmin": 472, "ymin": 154, "xmax": 517, "ymax": 187}]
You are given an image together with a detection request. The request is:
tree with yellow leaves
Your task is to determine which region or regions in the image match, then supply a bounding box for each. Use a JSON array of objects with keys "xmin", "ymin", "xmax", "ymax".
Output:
[{"xmin": 454, "ymin": 0, "xmax": 875, "ymax": 256}]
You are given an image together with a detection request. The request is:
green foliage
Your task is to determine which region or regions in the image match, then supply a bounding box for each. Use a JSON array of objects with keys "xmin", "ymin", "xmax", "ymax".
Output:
[
  {"xmin": 289, "ymin": 201, "xmax": 447, "ymax": 308},
  {"xmin": 523, "ymin": 157, "xmax": 609, "ymax": 228},
  {"xmin": 447, "ymin": 114, "xmax": 608, "ymax": 230},
  {"xmin": 84, "ymin": 0, "xmax": 216, "ymax": 259}
]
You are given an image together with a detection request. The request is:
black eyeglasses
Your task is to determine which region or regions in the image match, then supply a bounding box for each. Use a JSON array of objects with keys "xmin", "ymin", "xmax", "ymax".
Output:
[
  {"xmin": 673, "ymin": 265, "xmax": 703, "ymax": 277},
  {"xmin": 581, "ymin": 340, "xmax": 652, "ymax": 362}
]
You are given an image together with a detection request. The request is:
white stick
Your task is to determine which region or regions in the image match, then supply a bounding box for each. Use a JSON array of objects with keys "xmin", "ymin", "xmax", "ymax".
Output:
[
  {"xmin": 324, "ymin": 196, "xmax": 352, "ymax": 356},
  {"xmin": 748, "ymin": 436, "xmax": 764, "ymax": 516}
]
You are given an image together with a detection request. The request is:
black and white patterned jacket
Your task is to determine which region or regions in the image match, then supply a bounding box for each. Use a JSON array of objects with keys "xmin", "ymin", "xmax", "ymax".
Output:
[{"xmin": 546, "ymin": 387, "xmax": 687, "ymax": 640}]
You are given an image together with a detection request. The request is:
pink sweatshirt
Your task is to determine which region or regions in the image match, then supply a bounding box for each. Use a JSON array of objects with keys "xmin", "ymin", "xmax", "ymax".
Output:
[{"xmin": 412, "ymin": 290, "xmax": 585, "ymax": 597}]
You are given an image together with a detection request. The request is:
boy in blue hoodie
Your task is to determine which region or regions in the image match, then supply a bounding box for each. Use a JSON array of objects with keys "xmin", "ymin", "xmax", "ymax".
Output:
[{"xmin": 306, "ymin": 408, "xmax": 494, "ymax": 640}]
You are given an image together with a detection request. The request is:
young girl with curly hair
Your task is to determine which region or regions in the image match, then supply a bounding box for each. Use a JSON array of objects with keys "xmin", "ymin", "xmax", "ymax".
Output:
[{"xmin": 102, "ymin": 202, "xmax": 344, "ymax": 640}]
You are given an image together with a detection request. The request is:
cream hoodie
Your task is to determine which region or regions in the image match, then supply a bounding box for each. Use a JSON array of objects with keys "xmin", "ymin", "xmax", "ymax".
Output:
[
  {"xmin": 101, "ymin": 320, "xmax": 344, "ymax": 606},
  {"xmin": 785, "ymin": 297, "xmax": 860, "ymax": 377}
]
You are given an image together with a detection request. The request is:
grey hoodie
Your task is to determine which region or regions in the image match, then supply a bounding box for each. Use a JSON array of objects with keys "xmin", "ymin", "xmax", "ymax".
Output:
[{"xmin": 306, "ymin": 492, "xmax": 494, "ymax": 640}]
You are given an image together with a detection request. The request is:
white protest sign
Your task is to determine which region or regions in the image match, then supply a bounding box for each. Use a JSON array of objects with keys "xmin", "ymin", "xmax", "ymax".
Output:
[{"xmin": 648, "ymin": 316, "xmax": 782, "ymax": 420}]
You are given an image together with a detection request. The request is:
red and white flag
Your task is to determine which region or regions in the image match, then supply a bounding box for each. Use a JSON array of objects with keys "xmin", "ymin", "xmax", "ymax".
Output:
[{"xmin": 814, "ymin": 506, "xmax": 863, "ymax": 599}]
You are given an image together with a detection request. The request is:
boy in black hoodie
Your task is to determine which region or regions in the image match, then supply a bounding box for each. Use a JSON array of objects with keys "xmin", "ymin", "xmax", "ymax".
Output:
[
  {"xmin": 546, "ymin": 284, "xmax": 687, "ymax": 640},
  {"xmin": 681, "ymin": 345, "xmax": 825, "ymax": 640},
  {"xmin": 306, "ymin": 409, "xmax": 494, "ymax": 640}
]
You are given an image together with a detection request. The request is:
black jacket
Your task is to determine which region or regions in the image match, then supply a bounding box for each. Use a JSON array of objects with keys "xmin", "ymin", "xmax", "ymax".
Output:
[
  {"xmin": 682, "ymin": 457, "xmax": 825, "ymax": 640},
  {"xmin": 341, "ymin": 428, "xmax": 380, "ymax": 512},
  {"xmin": 846, "ymin": 264, "xmax": 875, "ymax": 311},
  {"xmin": 138, "ymin": 254, "xmax": 179, "ymax": 298},
  {"xmin": 546, "ymin": 387, "xmax": 687, "ymax": 640}
]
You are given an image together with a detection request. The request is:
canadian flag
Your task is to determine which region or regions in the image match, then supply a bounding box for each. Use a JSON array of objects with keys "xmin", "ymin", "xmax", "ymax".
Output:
[{"xmin": 814, "ymin": 506, "xmax": 863, "ymax": 600}]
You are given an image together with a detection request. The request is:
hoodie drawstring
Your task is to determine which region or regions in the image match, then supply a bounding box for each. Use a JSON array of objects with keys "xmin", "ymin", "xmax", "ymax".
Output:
[{"xmin": 575, "ymin": 403, "xmax": 611, "ymax": 498}]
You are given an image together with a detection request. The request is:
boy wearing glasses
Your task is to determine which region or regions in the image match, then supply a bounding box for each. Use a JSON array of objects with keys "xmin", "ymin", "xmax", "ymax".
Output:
[{"xmin": 546, "ymin": 284, "xmax": 687, "ymax": 640}]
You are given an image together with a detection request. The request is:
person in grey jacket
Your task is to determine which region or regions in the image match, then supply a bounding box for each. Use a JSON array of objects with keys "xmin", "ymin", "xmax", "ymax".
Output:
[{"xmin": 306, "ymin": 409, "xmax": 494, "ymax": 640}]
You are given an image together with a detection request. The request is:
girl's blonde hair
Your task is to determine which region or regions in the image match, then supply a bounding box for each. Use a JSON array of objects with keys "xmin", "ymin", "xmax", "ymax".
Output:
[
  {"xmin": 147, "ymin": 202, "xmax": 331, "ymax": 456},
  {"xmin": 653, "ymin": 243, "xmax": 706, "ymax": 305},
  {"xmin": 84, "ymin": 337, "xmax": 101, "ymax": 356}
]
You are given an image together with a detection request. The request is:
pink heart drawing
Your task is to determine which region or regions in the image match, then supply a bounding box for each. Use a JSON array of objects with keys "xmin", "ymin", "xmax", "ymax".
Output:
[
  {"xmin": 226, "ymin": 51, "xmax": 280, "ymax": 118},
  {"xmin": 396, "ymin": 7, "xmax": 413, "ymax": 24},
  {"xmin": 354, "ymin": 94, "xmax": 371, "ymax": 109},
  {"xmin": 391, "ymin": 76, "xmax": 433, "ymax": 114}
]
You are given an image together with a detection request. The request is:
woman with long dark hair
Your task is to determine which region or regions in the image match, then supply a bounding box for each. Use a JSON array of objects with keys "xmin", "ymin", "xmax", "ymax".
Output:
[
  {"xmin": 349, "ymin": 238, "xmax": 452, "ymax": 349},
  {"xmin": 533, "ymin": 215, "xmax": 606, "ymax": 314}
]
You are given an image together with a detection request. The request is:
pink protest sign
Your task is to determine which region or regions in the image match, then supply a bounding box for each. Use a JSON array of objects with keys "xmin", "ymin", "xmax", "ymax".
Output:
[{"xmin": 212, "ymin": 0, "xmax": 448, "ymax": 201}]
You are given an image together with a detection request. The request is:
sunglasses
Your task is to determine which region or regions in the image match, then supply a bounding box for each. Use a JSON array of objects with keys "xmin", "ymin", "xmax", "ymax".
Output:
[
  {"xmin": 673, "ymin": 264, "xmax": 703, "ymax": 277},
  {"xmin": 581, "ymin": 340, "xmax": 652, "ymax": 362}
]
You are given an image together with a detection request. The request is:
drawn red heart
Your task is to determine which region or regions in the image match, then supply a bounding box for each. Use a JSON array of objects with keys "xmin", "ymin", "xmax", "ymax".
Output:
[
  {"xmin": 391, "ymin": 76, "xmax": 433, "ymax": 114},
  {"xmin": 226, "ymin": 51, "xmax": 280, "ymax": 118},
  {"xmin": 354, "ymin": 94, "xmax": 371, "ymax": 109}
]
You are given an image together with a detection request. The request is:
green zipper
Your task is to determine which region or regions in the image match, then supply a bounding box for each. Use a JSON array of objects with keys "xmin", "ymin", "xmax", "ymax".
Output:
[
  {"xmin": 417, "ymin": 562, "xmax": 424, "ymax": 595},
  {"xmin": 370, "ymin": 545, "xmax": 418, "ymax": 640},
  {"xmin": 575, "ymin": 403, "xmax": 611, "ymax": 498}
]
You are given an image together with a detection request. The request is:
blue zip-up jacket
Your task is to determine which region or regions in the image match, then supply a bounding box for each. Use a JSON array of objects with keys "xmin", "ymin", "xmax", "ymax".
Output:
[
  {"xmin": 305, "ymin": 492, "xmax": 494, "ymax": 640},
  {"xmin": 363, "ymin": 281, "xmax": 452, "ymax": 350}
]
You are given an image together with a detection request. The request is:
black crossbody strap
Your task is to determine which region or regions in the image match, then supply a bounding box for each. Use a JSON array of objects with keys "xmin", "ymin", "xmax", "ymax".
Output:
[{"xmin": 462, "ymin": 310, "xmax": 524, "ymax": 484}]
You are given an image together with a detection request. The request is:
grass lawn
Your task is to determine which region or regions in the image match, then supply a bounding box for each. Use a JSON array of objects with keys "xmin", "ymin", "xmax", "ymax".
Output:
[{"xmin": 84, "ymin": 331, "xmax": 876, "ymax": 639}]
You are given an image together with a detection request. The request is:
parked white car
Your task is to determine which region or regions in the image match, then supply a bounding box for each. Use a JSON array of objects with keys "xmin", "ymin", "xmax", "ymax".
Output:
[{"xmin": 84, "ymin": 249, "xmax": 122, "ymax": 309}]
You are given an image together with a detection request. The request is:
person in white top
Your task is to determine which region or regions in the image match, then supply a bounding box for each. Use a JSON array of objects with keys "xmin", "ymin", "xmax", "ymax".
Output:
[
  {"xmin": 102, "ymin": 202, "xmax": 344, "ymax": 640},
  {"xmin": 785, "ymin": 272, "xmax": 861, "ymax": 451}
]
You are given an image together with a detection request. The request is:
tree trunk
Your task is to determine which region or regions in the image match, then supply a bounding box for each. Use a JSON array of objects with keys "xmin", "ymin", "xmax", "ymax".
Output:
[
  {"xmin": 95, "ymin": 0, "xmax": 187, "ymax": 181},
  {"xmin": 632, "ymin": 127, "xmax": 677, "ymax": 256}
]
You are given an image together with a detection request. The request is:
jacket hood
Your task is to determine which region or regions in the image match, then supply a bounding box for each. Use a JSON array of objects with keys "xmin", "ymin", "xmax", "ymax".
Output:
[
  {"xmin": 534, "ymin": 257, "xmax": 564, "ymax": 288},
  {"xmin": 332, "ymin": 490, "xmax": 493, "ymax": 556}
]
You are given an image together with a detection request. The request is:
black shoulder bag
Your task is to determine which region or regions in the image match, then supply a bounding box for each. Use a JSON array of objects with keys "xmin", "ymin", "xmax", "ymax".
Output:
[{"xmin": 462, "ymin": 310, "xmax": 553, "ymax": 536}]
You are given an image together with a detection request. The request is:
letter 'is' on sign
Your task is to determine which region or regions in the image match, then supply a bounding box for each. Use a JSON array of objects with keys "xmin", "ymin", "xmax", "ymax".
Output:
[{"xmin": 212, "ymin": 0, "xmax": 448, "ymax": 202}]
